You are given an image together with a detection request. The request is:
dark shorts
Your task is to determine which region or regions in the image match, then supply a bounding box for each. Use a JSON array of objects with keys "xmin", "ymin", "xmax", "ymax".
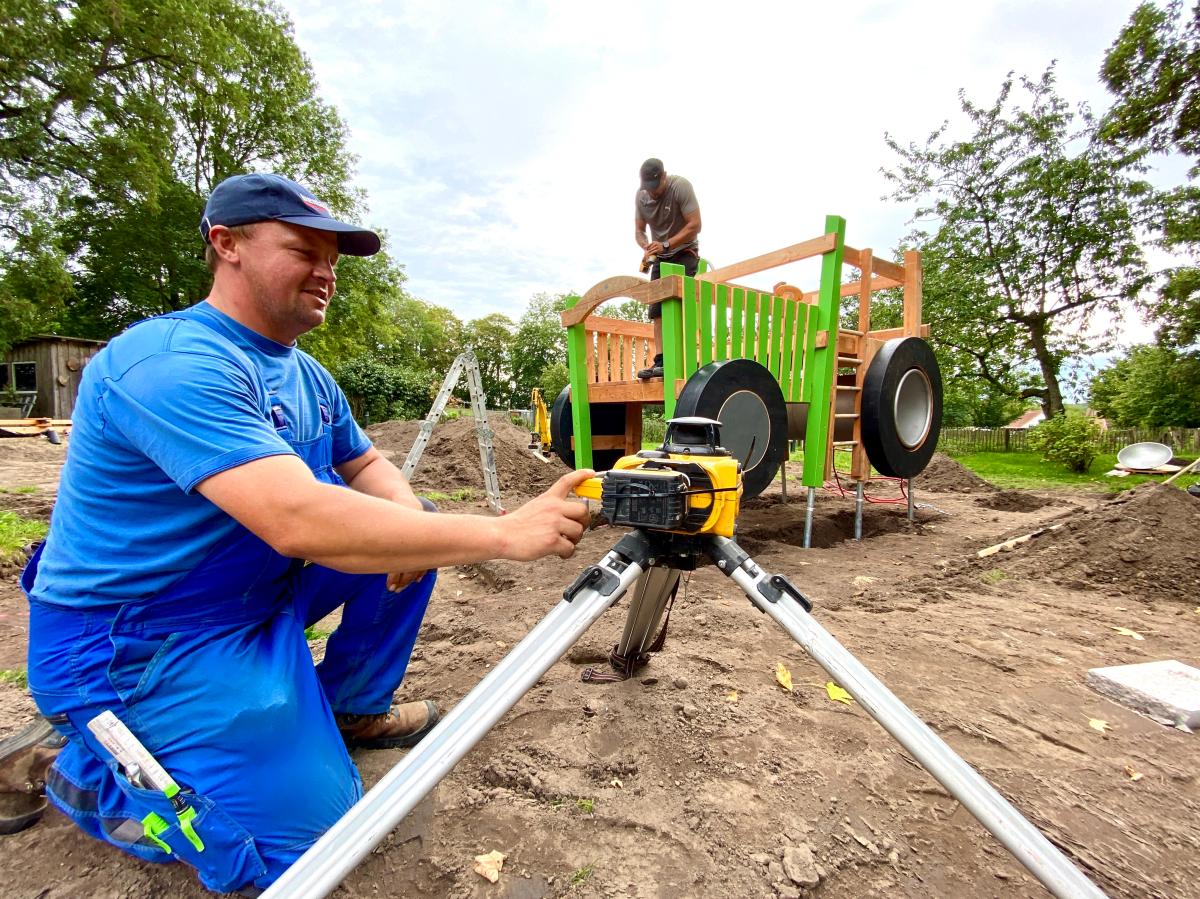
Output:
[{"xmin": 648, "ymin": 251, "xmax": 700, "ymax": 319}]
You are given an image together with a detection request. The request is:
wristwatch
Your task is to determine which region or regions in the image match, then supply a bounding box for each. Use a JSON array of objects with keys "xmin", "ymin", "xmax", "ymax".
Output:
[{"xmin": 662, "ymin": 239, "xmax": 671, "ymax": 252}]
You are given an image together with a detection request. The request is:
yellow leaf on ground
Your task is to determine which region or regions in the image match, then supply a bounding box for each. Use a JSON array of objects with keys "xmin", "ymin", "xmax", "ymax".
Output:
[
  {"xmin": 726, "ymin": 690, "xmax": 739, "ymax": 702},
  {"xmin": 1088, "ymin": 718, "xmax": 1112, "ymax": 734},
  {"xmin": 775, "ymin": 663, "xmax": 793, "ymax": 692},
  {"xmin": 1110, "ymin": 626, "xmax": 1144, "ymax": 641},
  {"xmin": 826, "ymin": 682, "xmax": 854, "ymax": 705},
  {"xmin": 1124, "ymin": 765, "xmax": 1143, "ymax": 781},
  {"xmin": 473, "ymin": 850, "xmax": 506, "ymax": 883}
]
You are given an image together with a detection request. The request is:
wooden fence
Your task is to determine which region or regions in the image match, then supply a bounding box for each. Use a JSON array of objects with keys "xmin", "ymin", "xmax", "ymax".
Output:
[{"xmin": 938, "ymin": 427, "xmax": 1200, "ymax": 456}]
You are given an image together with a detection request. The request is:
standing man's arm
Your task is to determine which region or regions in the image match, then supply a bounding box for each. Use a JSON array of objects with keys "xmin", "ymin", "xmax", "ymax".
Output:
[
  {"xmin": 635, "ymin": 213, "xmax": 651, "ymax": 256},
  {"xmin": 645, "ymin": 208, "xmax": 701, "ymax": 257}
]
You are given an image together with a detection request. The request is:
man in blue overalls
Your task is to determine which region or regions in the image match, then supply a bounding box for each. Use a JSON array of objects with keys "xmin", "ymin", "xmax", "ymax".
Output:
[{"xmin": 5, "ymin": 173, "xmax": 593, "ymax": 893}]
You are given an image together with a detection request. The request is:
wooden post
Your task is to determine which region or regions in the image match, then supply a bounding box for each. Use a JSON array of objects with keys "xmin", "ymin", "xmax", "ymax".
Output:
[
  {"xmin": 858, "ymin": 248, "xmax": 873, "ymax": 335},
  {"xmin": 903, "ymin": 250, "xmax": 922, "ymax": 337},
  {"xmin": 659, "ymin": 260, "xmax": 687, "ymax": 419}
]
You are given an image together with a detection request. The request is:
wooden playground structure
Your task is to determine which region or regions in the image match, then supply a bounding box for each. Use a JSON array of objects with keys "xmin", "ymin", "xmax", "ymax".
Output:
[{"xmin": 551, "ymin": 215, "xmax": 941, "ymax": 520}]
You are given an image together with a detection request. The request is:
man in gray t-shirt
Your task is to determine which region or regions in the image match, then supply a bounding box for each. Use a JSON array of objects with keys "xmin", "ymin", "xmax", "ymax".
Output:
[{"xmin": 635, "ymin": 158, "xmax": 702, "ymax": 379}]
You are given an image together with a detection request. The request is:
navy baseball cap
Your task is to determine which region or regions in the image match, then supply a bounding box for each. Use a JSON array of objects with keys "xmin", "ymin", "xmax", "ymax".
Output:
[
  {"xmin": 200, "ymin": 173, "xmax": 381, "ymax": 256},
  {"xmin": 639, "ymin": 158, "xmax": 664, "ymax": 190}
]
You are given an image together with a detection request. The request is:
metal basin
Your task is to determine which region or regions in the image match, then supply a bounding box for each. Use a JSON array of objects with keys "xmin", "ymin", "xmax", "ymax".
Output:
[{"xmin": 1117, "ymin": 442, "xmax": 1172, "ymax": 470}]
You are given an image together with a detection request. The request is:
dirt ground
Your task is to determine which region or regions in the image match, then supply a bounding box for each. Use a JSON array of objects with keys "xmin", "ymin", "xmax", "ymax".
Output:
[{"xmin": 1, "ymin": 418, "xmax": 1198, "ymax": 899}]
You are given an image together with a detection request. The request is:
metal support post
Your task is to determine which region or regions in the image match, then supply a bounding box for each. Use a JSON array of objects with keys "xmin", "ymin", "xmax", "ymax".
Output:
[
  {"xmin": 261, "ymin": 535, "xmax": 653, "ymax": 899},
  {"xmin": 707, "ymin": 537, "xmax": 1107, "ymax": 899},
  {"xmin": 907, "ymin": 478, "xmax": 914, "ymax": 522},
  {"xmin": 854, "ymin": 481, "xmax": 864, "ymax": 541},
  {"xmin": 779, "ymin": 459, "xmax": 788, "ymax": 502},
  {"xmin": 803, "ymin": 486, "xmax": 815, "ymax": 548}
]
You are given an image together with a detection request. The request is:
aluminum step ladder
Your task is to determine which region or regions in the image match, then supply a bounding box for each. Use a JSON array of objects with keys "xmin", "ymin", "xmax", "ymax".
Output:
[{"xmin": 401, "ymin": 351, "xmax": 503, "ymax": 513}]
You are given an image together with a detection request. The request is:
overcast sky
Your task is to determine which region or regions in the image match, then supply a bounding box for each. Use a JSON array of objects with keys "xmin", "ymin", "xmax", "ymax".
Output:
[{"xmin": 278, "ymin": 0, "xmax": 1181, "ymax": 350}]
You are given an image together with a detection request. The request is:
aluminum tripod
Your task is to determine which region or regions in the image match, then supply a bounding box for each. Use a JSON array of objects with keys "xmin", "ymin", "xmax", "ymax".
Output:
[{"xmin": 262, "ymin": 530, "xmax": 1107, "ymax": 899}]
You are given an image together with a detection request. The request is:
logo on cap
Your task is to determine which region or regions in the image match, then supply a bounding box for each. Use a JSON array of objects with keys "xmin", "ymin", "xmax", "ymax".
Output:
[{"xmin": 301, "ymin": 196, "xmax": 331, "ymax": 216}]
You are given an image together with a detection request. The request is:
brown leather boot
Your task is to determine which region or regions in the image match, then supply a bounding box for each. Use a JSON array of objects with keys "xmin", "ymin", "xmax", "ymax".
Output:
[
  {"xmin": 0, "ymin": 715, "xmax": 67, "ymax": 835},
  {"xmin": 336, "ymin": 700, "xmax": 439, "ymax": 750}
]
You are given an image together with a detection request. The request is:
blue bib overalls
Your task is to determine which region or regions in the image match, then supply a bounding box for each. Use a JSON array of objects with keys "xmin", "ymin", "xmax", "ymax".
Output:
[{"xmin": 23, "ymin": 316, "xmax": 437, "ymax": 893}]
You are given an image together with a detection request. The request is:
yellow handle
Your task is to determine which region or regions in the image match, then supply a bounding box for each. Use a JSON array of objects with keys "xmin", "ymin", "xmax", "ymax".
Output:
[{"xmin": 574, "ymin": 476, "xmax": 603, "ymax": 501}]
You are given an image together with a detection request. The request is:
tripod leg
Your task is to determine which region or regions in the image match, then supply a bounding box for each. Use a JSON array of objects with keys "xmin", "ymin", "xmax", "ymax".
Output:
[
  {"xmin": 707, "ymin": 536, "xmax": 1107, "ymax": 899},
  {"xmin": 611, "ymin": 567, "xmax": 681, "ymax": 672},
  {"xmin": 263, "ymin": 532, "xmax": 656, "ymax": 899}
]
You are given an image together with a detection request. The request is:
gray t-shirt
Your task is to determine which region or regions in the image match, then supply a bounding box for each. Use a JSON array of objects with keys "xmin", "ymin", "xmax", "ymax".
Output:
[{"xmin": 635, "ymin": 174, "xmax": 699, "ymax": 257}]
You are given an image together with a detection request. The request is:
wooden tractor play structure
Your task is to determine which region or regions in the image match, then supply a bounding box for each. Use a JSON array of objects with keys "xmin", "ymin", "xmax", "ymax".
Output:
[{"xmin": 549, "ymin": 215, "xmax": 942, "ymax": 541}]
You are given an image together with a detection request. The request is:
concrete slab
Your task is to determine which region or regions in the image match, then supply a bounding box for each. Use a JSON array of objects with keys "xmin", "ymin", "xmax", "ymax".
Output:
[{"xmin": 1087, "ymin": 660, "xmax": 1200, "ymax": 730}]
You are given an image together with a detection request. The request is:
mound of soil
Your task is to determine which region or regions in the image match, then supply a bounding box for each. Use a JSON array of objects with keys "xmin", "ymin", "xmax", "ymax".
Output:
[
  {"xmin": 1001, "ymin": 483, "xmax": 1200, "ymax": 602},
  {"xmin": 366, "ymin": 415, "xmax": 569, "ymax": 499},
  {"xmin": 915, "ymin": 452, "xmax": 998, "ymax": 493}
]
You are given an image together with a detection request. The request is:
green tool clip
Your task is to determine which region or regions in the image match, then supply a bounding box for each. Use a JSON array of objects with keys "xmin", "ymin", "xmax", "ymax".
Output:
[
  {"xmin": 139, "ymin": 785, "xmax": 205, "ymax": 854},
  {"xmin": 141, "ymin": 811, "xmax": 172, "ymax": 853},
  {"xmin": 164, "ymin": 783, "xmax": 205, "ymax": 852}
]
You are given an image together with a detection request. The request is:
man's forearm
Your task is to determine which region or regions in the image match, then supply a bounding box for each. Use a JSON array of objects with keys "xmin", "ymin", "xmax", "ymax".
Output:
[{"xmin": 342, "ymin": 452, "xmax": 422, "ymax": 509}]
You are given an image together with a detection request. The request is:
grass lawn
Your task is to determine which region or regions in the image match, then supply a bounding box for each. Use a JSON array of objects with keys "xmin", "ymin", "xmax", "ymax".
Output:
[
  {"xmin": 0, "ymin": 510, "xmax": 47, "ymax": 565},
  {"xmin": 947, "ymin": 451, "xmax": 1200, "ymax": 492},
  {"xmin": 778, "ymin": 446, "xmax": 1200, "ymax": 493}
]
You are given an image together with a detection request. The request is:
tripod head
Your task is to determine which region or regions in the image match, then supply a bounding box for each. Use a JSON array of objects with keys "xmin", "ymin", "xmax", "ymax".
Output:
[{"xmin": 574, "ymin": 417, "xmax": 743, "ymax": 537}]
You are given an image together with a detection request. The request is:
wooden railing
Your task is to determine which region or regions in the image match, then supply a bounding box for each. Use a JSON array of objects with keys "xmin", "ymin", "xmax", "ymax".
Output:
[{"xmin": 582, "ymin": 317, "xmax": 655, "ymax": 386}]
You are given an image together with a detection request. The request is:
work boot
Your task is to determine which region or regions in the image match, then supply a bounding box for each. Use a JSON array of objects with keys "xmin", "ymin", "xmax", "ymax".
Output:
[
  {"xmin": 336, "ymin": 700, "xmax": 439, "ymax": 750},
  {"xmin": 0, "ymin": 715, "xmax": 67, "ymax": 835},
  {"xmin": 637, "ymin": 355, "xmax": 664, "ymax": 380}
]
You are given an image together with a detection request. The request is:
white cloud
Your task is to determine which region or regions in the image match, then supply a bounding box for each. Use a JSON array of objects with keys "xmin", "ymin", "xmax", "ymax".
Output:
[{"xmin": 280, "ymin": 0, "xmax": 1175, "ymax": 340}]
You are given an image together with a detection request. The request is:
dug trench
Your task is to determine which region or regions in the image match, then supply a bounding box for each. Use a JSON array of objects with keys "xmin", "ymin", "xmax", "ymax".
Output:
[{"xmin": 0, "ymin": 427, "xmax": 1198, "ymax": 899}]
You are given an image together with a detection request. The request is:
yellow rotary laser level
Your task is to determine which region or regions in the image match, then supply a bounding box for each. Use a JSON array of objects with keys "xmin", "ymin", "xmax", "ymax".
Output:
[{"xmin": 573, "ymin": 417, "xmax": 742, "ymax": 537}]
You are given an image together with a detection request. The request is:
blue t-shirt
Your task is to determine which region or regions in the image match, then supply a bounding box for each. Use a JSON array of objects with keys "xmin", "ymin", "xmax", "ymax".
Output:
[{"xmin": 29, "ymin": 302, "xmax": 372, "ymax": 608}]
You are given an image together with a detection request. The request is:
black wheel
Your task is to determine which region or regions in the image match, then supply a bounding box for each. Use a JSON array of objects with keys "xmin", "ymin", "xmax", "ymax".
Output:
[
  {"xmin": 549, "ymin": 387, "xmax": 626, "ymax": 471},
  {"xmin": 861, "ymin": 337, "xmax": 942, "ymax": 479},
  {"xmin": 673, "ymin": 359, "xmax": 788, "ymax": 499}
]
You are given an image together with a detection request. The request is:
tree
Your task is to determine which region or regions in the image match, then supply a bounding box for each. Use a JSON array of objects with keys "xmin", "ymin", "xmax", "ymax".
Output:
[
  {"xmin": 885, "ymin": 69, "xmax": 1151, "ymax": 418},
  {"xmin": 510, "ymin": 293, "xmax": 570, "ymax": 403},
  {"xmin": 0, "ymin": 0, "xmax": 375, "ymax": 349},
  {"xmin": 464, "ymin": 313, "xmax": 516, "ymax": 407},
  {"xmin": 1101, "ymin": 1, "xmax": 1200, "ymax": 346},
  {"xmin": 1089, "ymin": 344, "xmax": 1200, "ymax": 426}
]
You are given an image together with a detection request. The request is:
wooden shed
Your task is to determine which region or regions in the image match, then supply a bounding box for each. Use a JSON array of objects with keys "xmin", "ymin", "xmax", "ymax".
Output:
[{"xmin": 2, "ymin": 336, "xmax": 108, "ymax": 419}]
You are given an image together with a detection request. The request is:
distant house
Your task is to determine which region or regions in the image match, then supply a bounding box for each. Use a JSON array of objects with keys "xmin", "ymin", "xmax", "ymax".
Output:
[
  {"xmin": 2, "ymin": 335, "xmax": 108, "ymax": 419},
  {"xmin": 1005, "ymin": 408, "xmax": 1045, "ymax": 429}
]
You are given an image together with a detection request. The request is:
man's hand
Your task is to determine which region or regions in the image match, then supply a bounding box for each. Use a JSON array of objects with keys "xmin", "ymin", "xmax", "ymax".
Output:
[
  {"xmin": 645, "ymin": 241, "xmax": 665, "ymax": 257},
  {"xmin": 386, "ymin": 570, "xmax": 425, "ymax": 592},
  {"xmin": 498, "ymin": 469, "xmax": 595, "ymax": 561}
]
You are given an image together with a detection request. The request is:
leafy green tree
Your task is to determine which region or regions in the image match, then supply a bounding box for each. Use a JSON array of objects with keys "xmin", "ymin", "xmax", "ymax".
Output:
[
  {"xmin": 886, "ymin": 69, "xmax": 1151, "ymax": 419},
  {"xmin": 537, "ymin": 362, "xmax": 570, "ymax": 403},
  {"xmin": 334, "ymin": 357, "xmax": 432, "ymax": 424},
  {"xmin": 1101, "ymin": 1, "xmax": 1200, "ymax": 346},
  {"xmin": 0, "ymin": 0, "xmax": 375, "ymax": 348},
  {"xmin": 383, "ymin": 297, "xmax": 465, "ymax": 377},
  {"xmin": 464, "ymin": 313, "xmax": 516, "ymax": 407},
  {"xmin": 510, "ymin": 293, "xmax": 570, "ymax": 403},
  {"xmin": 1089, "ymin": 344, "xmax": 1200, "ymax": 426}
]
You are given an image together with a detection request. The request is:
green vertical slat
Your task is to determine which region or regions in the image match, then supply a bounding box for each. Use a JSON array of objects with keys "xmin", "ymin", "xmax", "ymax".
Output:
[
  {"xmin": 788, "ymin": 303, "xmax": 808, "ymax": 402},
  {"xmin": 766, "ymin": 293, "xmax": 783, "ymax": 380},
  {"xmin": 802, "ymin": 215, "xmax": 846, "ymax": 488},
  {"xmin": 682, "ymin": 275, "xmax": 699, "ymax": 378},
  {"xmin": 699, "ymin": 279, "xmax": 714, "ymax": 367},
  {"xmin": 563, "ymin": 295, "xmax": 593, "ymax": 470},
  {"xmin": 743, "ymin": 290, "xmax": 758, "ymax": 360},
  {"xmin": 802, "ymin": 298, "xmax": 819, "ymax": 404},
  {"xmin": 661, "ymin": 298, "xmax": 683, "ymax": 419},
  {"xmin": 715, "ymin": 283, "xmax": 729, "ymax": 361},
  {"xmin": 755, "ymin": 290, "xmax": 770, "ymax": 365},
  {"xmin": 780, "ymin": 296, "xmax": 796, "ymax": 396},
  {"xmin": 731, "ymin": 287, "xmax": 744, "ymax": 357}
]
